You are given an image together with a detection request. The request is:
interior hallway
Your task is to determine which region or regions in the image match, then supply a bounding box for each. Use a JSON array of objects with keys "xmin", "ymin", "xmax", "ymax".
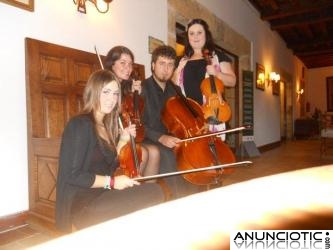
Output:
[{"xmin": 1, "ymin": 139, "xmax": 332, "ymax": 249}]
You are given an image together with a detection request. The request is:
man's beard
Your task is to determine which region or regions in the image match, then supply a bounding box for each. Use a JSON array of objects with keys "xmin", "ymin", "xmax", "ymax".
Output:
[{"xmin": 154, "ymin": 74, "xmax": 168, "ymax": 83}]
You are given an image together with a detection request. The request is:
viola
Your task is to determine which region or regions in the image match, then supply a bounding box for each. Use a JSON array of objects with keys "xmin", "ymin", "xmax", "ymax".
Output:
[
  {"xmin": 161, "ymin": 84, "xmax": 236, "ymax": 186},
  {"xmin": 200, "ymin": 49, "xmax": 231, "ymax": 123},
  {"xmin": 118, "ymin": 83, "xmax": 145, "ymax": 177},
  {"xmin": 121, "ymin": 89, "xmax": 145, "ymax": 142},
  {"xmin": 118, "ymin": 128, "xmax": 142, "ymax": 178}
]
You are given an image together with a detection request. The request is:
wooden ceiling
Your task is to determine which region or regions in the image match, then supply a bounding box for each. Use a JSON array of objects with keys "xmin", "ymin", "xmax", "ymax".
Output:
[{"xmin": 247, "ymin": 0, "xmax": 333, "ymax": 69}]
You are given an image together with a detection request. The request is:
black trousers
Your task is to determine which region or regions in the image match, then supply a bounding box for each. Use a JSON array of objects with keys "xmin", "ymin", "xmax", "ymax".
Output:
[{"xmin": 71, "ymin": 183, "xmax": 164, "ymax": 230}]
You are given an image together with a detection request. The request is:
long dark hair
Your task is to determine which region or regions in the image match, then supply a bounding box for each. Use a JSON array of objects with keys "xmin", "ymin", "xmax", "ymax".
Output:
[
  {"xmin": 104, "ymin": 46, "xmax": 134, "ymax": 98},
  {"xmin": 184, "ymin": 18, "xmax": 215, "ymax": 57},
  {"xmin": 104, "ymin": 46, "xmax": 134, "ymax": 70}
]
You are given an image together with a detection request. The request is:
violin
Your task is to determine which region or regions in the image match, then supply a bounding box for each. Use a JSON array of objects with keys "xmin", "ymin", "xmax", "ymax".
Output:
[
  {"xmin": 121, "ymin": 89, "xmax": 145, "ymax": 142},
  {"xmin": 200, "ymin": 49, "xmax": 231, "ymax": 123},
  {"xmin": 94, "ymin": 45, "xmax": 143, "ymax": 178},
  {"xmin": 118, "ymin": 72, "xmax": 145, "ymax": 177},
  {"xmin": 118, "ymin": 117, "xmax": 142, "ymax": 178}
]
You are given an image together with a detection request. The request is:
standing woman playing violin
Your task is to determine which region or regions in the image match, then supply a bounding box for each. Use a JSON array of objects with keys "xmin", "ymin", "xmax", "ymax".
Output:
[
  {"xmin": 55, "ymin": 70, "xmax": 164, "ymax": 232},
  {"xmin": 104, "ymin": 46, "xmax": 160, "ymax": 178},
  {"xmin": 172, "ymin": 18, "xmax": 236, "ymax": 136}
]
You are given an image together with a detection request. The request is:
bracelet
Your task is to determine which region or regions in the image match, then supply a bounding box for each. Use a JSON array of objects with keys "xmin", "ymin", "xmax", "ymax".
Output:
[
  {"xmin": 110, "ymin": 176, "xmax": 115, "ymax": 189},
  {"xmin": 104, "ymin": 176, "xmax": 111, "ymax": 190}
]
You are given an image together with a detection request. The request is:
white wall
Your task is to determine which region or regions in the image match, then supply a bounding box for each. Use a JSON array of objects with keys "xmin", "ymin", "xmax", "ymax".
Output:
[
  {"xmin": 0, "ymin": 0, "xmax": 167, "ymax": 217},
  {"xmin": 307, "ymin": 66, "xmax": 333, "ymax": 115},
  {"xmin": 0, "ymin": 0, "xmax": 301, "ymax": 218}
]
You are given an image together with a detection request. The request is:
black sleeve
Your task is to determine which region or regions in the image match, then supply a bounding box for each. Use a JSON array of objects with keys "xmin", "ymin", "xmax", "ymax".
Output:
[
  {"xmin": 58, "ymin": 116, "xmax": 96, "ymax": 188},
  {"xmin": 141, "ymin": 80, "xmax": 165, "ymax": 142}
]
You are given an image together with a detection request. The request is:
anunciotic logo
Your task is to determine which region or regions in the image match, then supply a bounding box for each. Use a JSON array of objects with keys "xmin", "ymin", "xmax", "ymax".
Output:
[{"xmin": 230, "ymin": 230, "xmax": 332, "ymax": 249}]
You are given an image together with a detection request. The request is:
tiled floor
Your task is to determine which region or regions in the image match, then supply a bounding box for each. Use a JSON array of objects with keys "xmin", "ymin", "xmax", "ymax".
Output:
[{"xmin": 1, "ymin": 139, "xmax": 332, "ymax": 249}]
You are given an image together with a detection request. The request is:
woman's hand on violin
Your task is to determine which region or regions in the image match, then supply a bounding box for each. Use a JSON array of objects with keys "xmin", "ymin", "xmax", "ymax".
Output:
[
  {"xmin": 122, "ymin": 123, "xmax": 136, "ymax": 139},
  {"xmin": 206, "ymin": 64, "xmax": 217, "ymax": 76},
  {"xmin": 158, "ymin": 135, "xmax": 181, "ymax": 148},
  {"xmin": 117, "ymin": 124, "xmax": 136, "ymax": 153},
  {"xmin": 113, "ymin": 175, "xmax": 140, "ymax": 190},
  {"xmin": 131, "ymin": 80, "xmax": 142, "ymax": 94}
]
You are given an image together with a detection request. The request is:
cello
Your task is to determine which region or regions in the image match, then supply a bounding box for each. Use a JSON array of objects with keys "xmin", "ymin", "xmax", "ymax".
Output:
[
  {"xmin": 162, "ymin": 84, "xmax": 236, "ymax": 186},
  {"xmin": 200, "ymin": 49, "xmax": 231, "ymax": 123}
]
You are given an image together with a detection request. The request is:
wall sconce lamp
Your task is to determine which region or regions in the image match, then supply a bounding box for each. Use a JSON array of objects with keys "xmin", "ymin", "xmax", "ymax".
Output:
[
  {"xmin": 257, "ymin": 72, "xmax": 265, "ymax": 85},
  {"xmin": 73, "ymin": 0, "xmax": 113, "ymax": 14},
  {"xmin": 257, "ymin": 71, "xmax": 280, "ymax": 87},
  {"xmin": 268, "ymin": 72, "xmax": 280, "ymax": 86},
  {"xmin": 296, "ymin": 88, "xmax": 304, "ymax": 101}
]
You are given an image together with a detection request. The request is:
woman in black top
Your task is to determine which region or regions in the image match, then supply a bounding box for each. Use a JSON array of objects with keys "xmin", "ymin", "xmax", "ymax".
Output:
[
  {"xmin": 173, "ymin": 18, "xmax": 236, "ymax": 104},
  {"xmin": 104, "ymin": 46, "xmax": 160, "ymax": 179},
  {"xmin": 56, "ymin": 70, "xmax": 164, "ymax": 232},
  {"xmin": 172, "ymin": 18, "xmax": 236, "ymax": 135}
]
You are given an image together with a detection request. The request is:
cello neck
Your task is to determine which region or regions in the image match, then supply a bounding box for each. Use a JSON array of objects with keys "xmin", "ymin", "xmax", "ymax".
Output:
[{"xmin": 170, "ymin": 83, "xmax": 200, "ymax": 119}]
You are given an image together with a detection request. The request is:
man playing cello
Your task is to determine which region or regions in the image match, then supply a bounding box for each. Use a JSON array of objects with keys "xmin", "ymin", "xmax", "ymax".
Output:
[{"xmin": 141, "ymin": 45, "xmax": 199, "ymax": 198}]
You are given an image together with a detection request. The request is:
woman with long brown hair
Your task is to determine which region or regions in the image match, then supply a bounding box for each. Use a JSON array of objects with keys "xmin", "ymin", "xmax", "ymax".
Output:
[
  {"xmin": 104, "ymin": 46, "xmax": 160, "ymax": 178},
  {"xmin": 56, "ymin": 70, "xmax": 164, "ymax": 232}
]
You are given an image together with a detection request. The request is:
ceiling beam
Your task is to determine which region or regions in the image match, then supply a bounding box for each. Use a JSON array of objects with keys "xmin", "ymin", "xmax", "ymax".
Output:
[{"xmin": 261, "ymin": 2, "xmax": 333, "ymax": 21}]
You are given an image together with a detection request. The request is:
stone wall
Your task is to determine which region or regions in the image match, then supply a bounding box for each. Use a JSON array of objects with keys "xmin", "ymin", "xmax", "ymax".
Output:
[{"xmin": 167, "ymin": 0, "xmax": 251, "ymax": 71}]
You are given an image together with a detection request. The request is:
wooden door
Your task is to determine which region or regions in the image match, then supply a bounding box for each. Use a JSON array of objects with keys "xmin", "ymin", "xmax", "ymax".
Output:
[
  {"xmin": 25, "ymin": 38, "xmax": 101, "ymax": 226},
  {"xmin": 25, "ymin": 38, "xmax": 145, "ymax": 228}
]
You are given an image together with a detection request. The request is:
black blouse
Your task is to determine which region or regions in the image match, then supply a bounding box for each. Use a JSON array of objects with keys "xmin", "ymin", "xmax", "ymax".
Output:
[{"xmin": 183, "ymin": 59, "xmax": 206, "ymax": 105}]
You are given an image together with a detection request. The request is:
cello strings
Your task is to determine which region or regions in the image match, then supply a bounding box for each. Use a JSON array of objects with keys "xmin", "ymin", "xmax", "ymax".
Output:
[{"xmin": 179, "ymin": 125, "xmax": 248, "ymax": 142}]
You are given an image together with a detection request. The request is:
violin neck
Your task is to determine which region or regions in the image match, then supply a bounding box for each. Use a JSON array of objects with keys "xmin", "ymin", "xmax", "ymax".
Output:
[
  {"xmin": 129, "ymin": 135, "xmax": 140, "ymax": 172},
  {"xmin": 209, "ymin": 75, "xmax": 218, "ymax": 94},
  {"xmin": 133, "ymin": 90, "xmax": 140, "ymax": 114},
  {"xmin": 204, "ymin": 49, "xmax": 218, "ymax": 94}
]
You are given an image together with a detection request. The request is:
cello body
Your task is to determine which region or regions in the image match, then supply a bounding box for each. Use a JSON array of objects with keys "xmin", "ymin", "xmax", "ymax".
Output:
[
  {"xmin": 162, "ymin": 95, "xmax": 206, "ymax": 139},
  {"xmin": 176, "ymin": 138, "xmax": 235, "ymax": 185},
  {"xmin": 161, "ymin": 88, "xmax": 235, "ymax": 186}
]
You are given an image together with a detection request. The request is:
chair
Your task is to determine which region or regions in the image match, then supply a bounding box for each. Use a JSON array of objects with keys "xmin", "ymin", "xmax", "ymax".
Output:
[{"xmin": 320, "ymin": 113, "xmax": 333, "ymax": 157}]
